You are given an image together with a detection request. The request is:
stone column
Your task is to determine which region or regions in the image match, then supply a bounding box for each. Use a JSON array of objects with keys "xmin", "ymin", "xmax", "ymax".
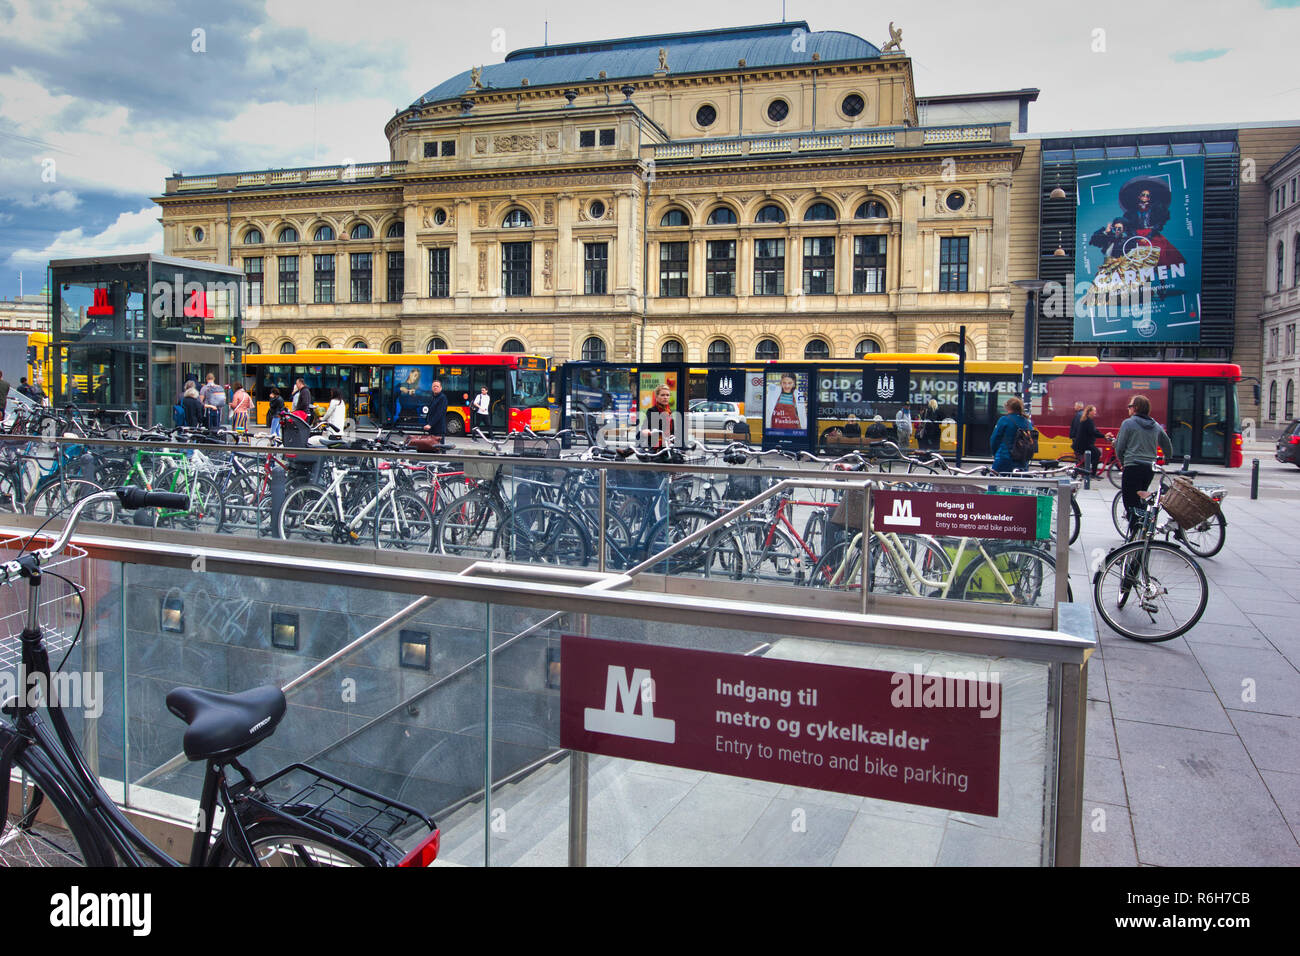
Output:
[
  {"xmin": 556, "ymin": 192, "xmax": 575, "ymax": 295},
  {"xmin": 990, "ymin": 177, "xmax": 1011, "ymax": 290},
  {"xmin": 837, "ymin": 229, "xmax": 853, "ymax": 295},
  {"xmin": 402, "ymin": 202, "xmax": 418, "ymax": 308},
  {"xmin": 455, "ymin": 199, "xmax": 473, "ymax": 305},
  {"xmin": 690, "ymin": 236, "xmax": 705, "ymax": 299},
  {"xmin": 615, "ymin": 187, "xmax": 637, "ymax": 295},
  {"xmin": 899, "ymin": 184, "xmax": 922, "ymax": 306}
]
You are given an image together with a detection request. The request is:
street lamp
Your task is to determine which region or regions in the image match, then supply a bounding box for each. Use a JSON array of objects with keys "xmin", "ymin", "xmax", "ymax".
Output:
[{"xmin": 1012, "ymin": 278, "xmax": 1047, "ymax": 411}]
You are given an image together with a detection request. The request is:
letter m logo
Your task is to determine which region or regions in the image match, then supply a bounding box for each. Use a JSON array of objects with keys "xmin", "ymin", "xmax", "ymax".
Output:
[
  {"xmin": 882, "ymin": 496, "xmax": 921, "ymax": 527},
  {"xmin": 583, "ymin": 665, "xmax": 676, "ymax": 743}
]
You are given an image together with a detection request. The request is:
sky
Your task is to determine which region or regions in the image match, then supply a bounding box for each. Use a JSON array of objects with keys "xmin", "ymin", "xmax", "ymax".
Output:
[{"xmin": 0, "ymin": 0, "xmax": 1296, "ymax": 301}]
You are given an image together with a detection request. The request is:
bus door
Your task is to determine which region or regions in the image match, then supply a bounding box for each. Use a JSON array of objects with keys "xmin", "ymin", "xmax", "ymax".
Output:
[
  {"xmin": 471, "ymin": 367, "xmax": 509, "ymax": 431},
  {"xmin": 1170, "ymin": 380, "xmax": 1229, "ymax": 464}
]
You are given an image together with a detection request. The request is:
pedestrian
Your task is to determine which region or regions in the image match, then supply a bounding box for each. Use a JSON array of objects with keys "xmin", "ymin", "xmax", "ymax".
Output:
[
  {"xmin": 1113, "ymin": 393, "xmax": 1174, "ymax": 534},
  {"xmin": 267, "ymin": 387, "xmax": 285, "ymax": 440},
  {"xmin": 894, "ymin": 405, "xmax": 913, "ymax": 448},
  {"xmin": 291, "ymin": 377, "xmax": 313, "ymax": 422},
  {"xmin": 0, "ymin": 370, "xmax": 10, "ymax": 410},
  {"xmin": 921, "ymin": 399, "xmax": 941, "ymax": 451},
  {"xmin": 17, "ymin": 377, "xmax": 34, "ymax": 401},
  {"xmin": 94, "ymin": 375, "xmax": 110, "ymax": 403},
  {"xmin": 471, "ymin": 385, "xmax": 492, "ymax": 437},
  {"xmin": 230, "ymin": 383, "xmax": 254, "ymax": 434},
  {"xmin": 990, "ymin": 396, "xmax": 1034, "ymax": 474},
  {"xmin": 1069, "ymin": 401, "xmax": 1084, "ymax": 444},
  {"xmin": 423, "ymin": 379, "xmax": 448, "ymax": 440},
  {"xmin": 1072, "ymin": 404, "xmax": 1103, "ymax": 475},
  {"xmin": 199, "ymin": 373, "xmax": 226, "ymax": 431},
  {"xmin": 865, "ymin": 414, "xmax": 888, "ymax": 440},
  {"xmin": 181, "ymin": 384, "xmax": 204, "ymax": 428},
  {"xmin": 323, "ymin": 388, "xmax": 346, "ymax": 434}
]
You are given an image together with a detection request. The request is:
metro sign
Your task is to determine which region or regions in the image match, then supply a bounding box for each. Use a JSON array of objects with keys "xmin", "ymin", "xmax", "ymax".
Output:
[{"xmin": 86, "ymin": 287, "xmax": 113, "ymax": 316}]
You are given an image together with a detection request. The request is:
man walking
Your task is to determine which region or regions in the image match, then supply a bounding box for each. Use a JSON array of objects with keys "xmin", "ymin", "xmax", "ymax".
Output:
[
  {"xmin": 423, "ymin": 379, "xmax": 448, "ymax": 441},
  {"xmin": 199, "ymin": 373, "xmax": 226, "ymax": 431},
  {"xmin": 471, "ymin": 385, "xmax": 492, "ymax": 437},
  {"xmin": 291, "ymin": 377, "xmax": 313, "ymax": 421}
]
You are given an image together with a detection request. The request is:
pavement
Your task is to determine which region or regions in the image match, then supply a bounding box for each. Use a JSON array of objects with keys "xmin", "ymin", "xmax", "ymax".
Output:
[{"xmin": 1071, "ymin": 447, "xmax": 1300, "ymax": 866}]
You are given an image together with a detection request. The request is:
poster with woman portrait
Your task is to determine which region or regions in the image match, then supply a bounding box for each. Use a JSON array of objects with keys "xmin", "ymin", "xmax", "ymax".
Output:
[
  {"xmin": 393, "ymin": 366, "xmax": 432, "ymax": 425},
  {"xmin": 764, "ymin": 370, "xmax": 809, "ymax": 437}
]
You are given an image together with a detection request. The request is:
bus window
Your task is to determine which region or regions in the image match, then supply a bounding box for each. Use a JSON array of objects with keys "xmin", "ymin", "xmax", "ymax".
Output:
[{"xmin": 511, "ymin": 367, "xmax": 549, "ymax": 407}]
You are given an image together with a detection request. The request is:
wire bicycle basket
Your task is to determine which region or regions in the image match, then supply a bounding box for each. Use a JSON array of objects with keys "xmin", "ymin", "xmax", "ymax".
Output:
[{"xmin": 0, "ymin": 538, "xmax": 87, "ymax": 675}]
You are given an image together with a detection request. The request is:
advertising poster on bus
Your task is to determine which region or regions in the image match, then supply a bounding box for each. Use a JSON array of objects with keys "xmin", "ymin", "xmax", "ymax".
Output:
[
  {"xmin": 392, "ymin": 365, "xmax": 433, "ymax": 426},
  {"xmin": 764, "ymin": 370, "xmax": 809, "ymax": 438},
  {"xmin": 1074, "ymin": 156, "xmax": 1204, "ymax": 343}
]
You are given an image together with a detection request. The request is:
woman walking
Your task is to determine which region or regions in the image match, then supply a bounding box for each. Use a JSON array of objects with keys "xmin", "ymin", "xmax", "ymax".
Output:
[
  {"xmin": 989, "ymin": 396, "xmax": 1033, "ymax": 475},
  {"xmin": 1071, "ymin": 404, "xmax": 1103, "ymax": 475}
]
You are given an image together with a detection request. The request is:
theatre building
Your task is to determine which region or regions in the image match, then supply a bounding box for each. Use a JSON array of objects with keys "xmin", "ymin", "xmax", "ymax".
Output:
[{"xmin": 154, "ymin": 21, "xmax": 1034, "ymax": 363}]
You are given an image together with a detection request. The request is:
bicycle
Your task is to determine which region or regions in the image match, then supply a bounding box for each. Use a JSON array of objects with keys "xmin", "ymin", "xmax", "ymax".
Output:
[
  {"xmin": 1092, "ymin": 466, "xmax": 1209, "ymax": 642},
  {"xmin": 0, "ymin": 487, "xmax": 442, "ymax": 866},
  {"xmin": 1108, "ymin": 469, "xmax": 1227, "ymax": 558}
]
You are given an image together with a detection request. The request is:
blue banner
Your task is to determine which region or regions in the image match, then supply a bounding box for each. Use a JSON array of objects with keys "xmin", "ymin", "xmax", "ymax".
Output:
[{"xmin": 1073, "ymin": 157, "xmax": 1204, "ymax": 343}]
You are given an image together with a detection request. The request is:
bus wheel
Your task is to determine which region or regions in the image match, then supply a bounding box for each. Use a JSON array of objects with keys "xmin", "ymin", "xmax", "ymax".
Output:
[{"xmin": 446, "ymin": 413, "xmax": 465, "ymax": 436}]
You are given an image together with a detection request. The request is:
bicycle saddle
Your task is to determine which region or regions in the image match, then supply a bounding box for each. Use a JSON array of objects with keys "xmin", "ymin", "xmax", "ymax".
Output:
[{"xmin": 165, "ymin": 685, "xmax": 287, "ymax": 762}]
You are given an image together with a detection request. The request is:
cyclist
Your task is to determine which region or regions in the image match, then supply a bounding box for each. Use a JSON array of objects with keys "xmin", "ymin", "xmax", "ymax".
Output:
[
  {"xmin": 1114, "ymin": 393, "xmax": 1173, "ymax": 534},
  {"xmin": 990, "ymin": 396, "xmax": 1033, "ymax": 474},
  {"xmin": 1072, "ymin": 404, "xmax": 1103, "ymax": 474}
]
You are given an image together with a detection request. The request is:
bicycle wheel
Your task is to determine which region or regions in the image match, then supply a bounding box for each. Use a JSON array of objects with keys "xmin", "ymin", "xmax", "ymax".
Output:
[
  {"xmin": 728, "ymin": 520, "xmax": 812, "ymax": 584},
  {"xmin": 1093, "ymin": 541, "xmax": 1208, "ymax": 642},
  {"xmin": 2, "ymin": 753, "xmax": 115, "ymax": 867},
  {"xmin": 1175, "ymin": 511, "xmax": 1226, "ymax": 559},
  {"xmin": 158, "ymin": 474, "xmax": 225, "ymax": 533},
  {"xmin": 870, "ymin": 534, "xmax": 953, "ymax": 597},
  {"xmin": 1069, "ymin": 496, "xmax": 1081, "ymax": 545},
  {"xmin": 495, "ymin": 504, "xmax": 591, "ymax": 567},
  {"xmin": 213, "ymin": 819, "xmax": 379, "ymax": 867},
  {"xmin": 24, "ymin": 479, "xmax": 118, "ymax": 524},
  {"xmin": 422, "ymin": 472, "xmax": 474, "ymax": 518},
  {"xmin": 808, "ymin": 539, "xmax": 862, "ymax": 590},
  {"xmin": 955, "ymin": 544, "xmax": 1056, "ymax": 607},
  {"xmin": 1105, "ymin": 459, "xmax": 1122, "ymax": 489},
  {"xmin": 661, "ymin": 507, "xmax": 731, "ymax": 576},
  {"xmin": 277, "ymin": 484, "xmax": 336, "ymax": 543},
  {"xmin": 435, "ymin": 490, "xmax": 504, "ymax": 559},
  {"xmin": 1111, "ymin": 491, "xmax": 1130, "ymax": 537},
  {"xmin": 376, "ymin": 491, "xmax": 435, "ymax": 552},
  {"xmin": 218, "ymin": 472, "xmax": 265, "ymax": 535}
]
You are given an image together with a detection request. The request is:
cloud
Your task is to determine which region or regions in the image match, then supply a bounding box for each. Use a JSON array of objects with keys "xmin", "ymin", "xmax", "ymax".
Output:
[
  {"xmin": 5, "ymin": 205, "xmax": 160, "ymax": 269},
  {"xmin": 1171, "ymin": 48, "xmax": 1230, "ymax": 62},
  {"xmin": 11, "ymin": 188, "xmax": 79, "ymax": 211}
]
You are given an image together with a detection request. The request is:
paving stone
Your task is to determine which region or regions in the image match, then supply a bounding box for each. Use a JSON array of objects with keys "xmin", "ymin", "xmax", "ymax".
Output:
[
  {"xmin": 832, "ymin": 813, "xmax": 946, "ymax": 866},
  {"xmin": 1260, "ymin": 771, "xmax": 1300, "ymax": 835},
  {"xmin": 1191, "ymin": 643, "xmax": 1300, "ymax": 718},
  {"xmin": 1098, "ymin": 643, "xmax": 1214, "ymax": 693},
  {"xmin": 1107, "ymin": 678, "xmax": 1236, "ymax": 734},
  {"xmin": 722, "ymin": 798, "xmax": 857, "ymax": 866},
  {"xmin": 1182, "ymin": 624, "xmax": 1273, "ymax": 651},
  {"xmin": 1080, "ymin": 801, "xmax": 1139, "ymax": 867},
  {"xmin": 935, "ymin": 821, "xmax": 1042, "ymax": 866},
  {"xmin": 620, "ymin": 781, "xmax": 775, "ymax": 866},
  {"xmin": 1227, "ymin": 711, "xmax": 1300, "ymax": 774},
  {"xmin": 1085, "ymin": 699, "xmax": 1118, "ymax": 758},
  {"xmin": 1084, "ymin": 754, "xmax": 1128, "ymax": 806},
  {"xmin": 1114, "ymin": 719, "xmax": 1300, "ymax": 866}
]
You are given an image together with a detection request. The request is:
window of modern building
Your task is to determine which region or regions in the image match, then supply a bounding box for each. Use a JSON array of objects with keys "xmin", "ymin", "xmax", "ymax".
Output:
[
  {"xmin": 277, "ymin": 255, "xmax": 298, "ymax": 304},
  {"xmin": 660, "ymin": 208, "xmax": 689, "ymax": 227},
  {"xmin": 938, "ymin": 341, "xmax": 962, "ymax": 356},
  {"xmin": 501, "ymin": 338, "xmax": 524, "ymax": 352},
  {"xmin": 429, "ymin": 247, "xmax": 450, "ymax": 298},
  {"xmin": 854, "ymin": 201, "xmax": 887, "ymax": 219},
  {"xmin": 350, "ymin": 223, "xmax": 373, "ymax": 240},
  {"xmin": 584, "ymin": 242, "xmax": 608, "ymax": 295},
  {"xmin": 313, "ymin": 254, "xmax": 334, "ymax": 303},
  {"xmin": 695, "ymin": 104, "xmax": 716, "ymax": 127},
  {"xmin": 755, "ymin": 204, "xmax": 786, "ymax": 223},
  {"xmin": 1269, "ymin": 380, "xmax": 1278, "ymax": 419},
  {"xmin": 244, "ymin": 228, "xmax": 263, "ymax": 244},
  {"xmin": 939, "ymin": 237, "xmax": 970, "ymax": 292},
  {"xmin": 804, "ymin": 202, "xmax": 836, "ymax": 221},
  {"xmin": 502, "ymin": 242, "xmax": 531, "ymax": 296},
  {"xmin": 754, "ymin": 238, "xmax": 785, "ymax": 295},
  {"xmin": 707, "ymin": 206, "xmax": 738, "ymax": 225},
  {"xmin": 503, "ymin": 208, "xmax": 533, "ymax": 228},
  {"xmin": 279, "ymin": 342, "xmax": 296, "ymax": 354},
  {"xmin": 706, "ymin": 240, "xmax": 736, "ymax": 296},
  {"xmin": 350, "ymin": 253, "xmax": 372, "ymax": 302},
  {"xmin": 707, "ymin": 339, "xmax": 731, "ymax": 363},
  {"xmin": 244, "ymin": 258, "xmax": 263, "ymax": 307},
  {"xmin": 804, "ymin": 339, "xmax": 830, "ymax": 360},
  {"xmin": 660, "ymin": 339, "xmax": 684, "ymax": 362},
  {"xmin": 659, "ymin": 242, "xmax": 688, "ymax": 297},
  {"xmin": 581, "ymin": 336, "xmax": 606, "ymax": 362},
  {"xmin": 803, "ymin": 237, "xmax": 835, "ymax": 294},
  {"xmin": 278, "ymin": 227, "xmax": 298, "ymax": 243},
  {"xmin": 854, "ymin": 338, "xmax": 881, "ymax": 358},
  {"xmin": 246, "ymin": 341, "xmax": 261, "ymax": 354},
  {"xmin": 852, "ymin": 235, "xmax": 887, "ymax": 294},
  {"xmin": 387, "ymin": 342, "xmax": 402, "ymax": 354},
  {"xmin": 755, "ymin": 338, "xmax": 780, "ymax": 360},
  {"xmin": 387, "ymin": 251, "xmax": 404, "ymax": 302},
  {"xmin": 387, "ymin": 222, "xmax": 404, "ymax": 239},
  {"xmin": 428, "ymin": 336, "xmax": 448, "ymax": 351},
  {"xmin": 313, "ymin": 225, "xmax": 334, "ymax": 242}
]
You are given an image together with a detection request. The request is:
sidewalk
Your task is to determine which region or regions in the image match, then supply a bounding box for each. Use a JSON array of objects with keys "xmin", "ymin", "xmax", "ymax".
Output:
[{"xmin": 1071, "ymin": 474, "xmax": 1300, "ymax": 865}]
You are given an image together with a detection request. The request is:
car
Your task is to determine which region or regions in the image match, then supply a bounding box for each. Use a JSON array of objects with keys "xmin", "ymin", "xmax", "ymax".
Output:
[
  {"xmin": 1276, "ymin": 419, "xmax": 1300, "ymax": 467},
  {"xmin": 688, "ymin": 400, "xmax": 746, "ymax": 435}
]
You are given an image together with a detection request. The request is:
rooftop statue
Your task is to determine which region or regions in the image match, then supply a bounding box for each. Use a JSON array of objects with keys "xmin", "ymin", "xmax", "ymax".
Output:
[
  {"xmin": 658, "ymin": 47, "xmax": 668, "ymax": 71},
  {"xmin": 881, "ymin": 22, "xmax": 903, "ymax": 54}
]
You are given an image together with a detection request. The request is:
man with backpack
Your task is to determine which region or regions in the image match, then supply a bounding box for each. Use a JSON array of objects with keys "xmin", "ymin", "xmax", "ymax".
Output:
[{"xmin": 990, "ymin": 396, "xmax": 1036, "ymax": 474}]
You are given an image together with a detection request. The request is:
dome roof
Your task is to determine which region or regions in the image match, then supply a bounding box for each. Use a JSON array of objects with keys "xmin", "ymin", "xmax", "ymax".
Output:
[{"xmin": 412, "ymin": 22, "xmax": 881, "ymax": 107}]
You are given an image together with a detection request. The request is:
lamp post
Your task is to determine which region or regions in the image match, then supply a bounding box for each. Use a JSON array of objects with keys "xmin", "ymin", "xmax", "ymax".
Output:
[{"xmin": 1012, "ymin": 278, "xmax": 1047, "ymax": 412}]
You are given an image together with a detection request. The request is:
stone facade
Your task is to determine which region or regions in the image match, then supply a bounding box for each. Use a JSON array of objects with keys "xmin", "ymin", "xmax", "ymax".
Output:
[{"xmin": 1262, "ymin": 145, "xmax": 1300, "ymax": 435}]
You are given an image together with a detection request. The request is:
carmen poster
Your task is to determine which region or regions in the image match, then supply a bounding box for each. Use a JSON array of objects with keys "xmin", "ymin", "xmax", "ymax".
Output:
[{"xmin": 1074, "ymin": 156, "xmax": 1204, "ymax": 343}]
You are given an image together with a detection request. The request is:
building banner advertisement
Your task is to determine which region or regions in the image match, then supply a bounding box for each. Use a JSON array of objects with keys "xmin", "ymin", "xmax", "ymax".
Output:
[
  {"xmin": 560, "ymin": 635, "xmax": 1002, "ymax": 815},
  {"xmin": 1074, "ymin": 156, "xmax": 1205, "ymax": 343}
]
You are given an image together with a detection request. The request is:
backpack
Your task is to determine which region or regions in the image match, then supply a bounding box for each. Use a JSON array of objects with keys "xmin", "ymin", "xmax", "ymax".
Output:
[
  {"xmin": 172, "ymin": 403, "xmax": 186, "ymax": 428},
  {"xmin": 1011, "ymin": 426, "xmax": 1038, "ymax": 463}
]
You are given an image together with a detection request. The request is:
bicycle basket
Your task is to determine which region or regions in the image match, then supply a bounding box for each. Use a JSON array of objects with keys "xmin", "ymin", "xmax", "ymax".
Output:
[
  {"xmin": 1161, "ymin": 476, "xmax": 1221, "ymax": 529},
  {"xmin": 510, "ymin": 435, "xmax": 561, "ymax": 458},
  {"xmin": 0, "ymin": 539, "xmax": 86, "ymax": 673}
]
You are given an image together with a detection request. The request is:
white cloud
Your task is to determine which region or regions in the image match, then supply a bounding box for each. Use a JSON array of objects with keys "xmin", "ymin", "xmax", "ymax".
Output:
[
  {"xmin": 11, "ymin": 189, "xmax": 79, "ymax": 211},
  {"xmin": 5, "ymin": 206, "xmax": 161, "ymax": 269}
]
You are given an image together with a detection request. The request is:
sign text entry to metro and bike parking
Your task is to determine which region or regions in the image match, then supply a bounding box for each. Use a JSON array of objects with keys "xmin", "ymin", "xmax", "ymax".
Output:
[
  {"xmin": 873, "ymin": 489, "xmax": 1045, "ymax": 540},
  {"xmin": 560, "ymin": 636, "xmax": 1001, "ymax": 816}
]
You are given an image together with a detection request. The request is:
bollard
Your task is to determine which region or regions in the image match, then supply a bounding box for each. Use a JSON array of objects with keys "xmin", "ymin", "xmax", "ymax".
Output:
[
  {"xmin": 1082, "ymin": 450, "xmax": 1092, "ymax": 490},
  {"xmin": 269, "ymin": 462, "xmax": 286, "ymax": 538},
  {"xmin": 1251, "ymin": 458, "xmax": 1260, "ymax": 500},
  {"xmin": 1181, "ymin": 455, "xmax": 1191, "ymax": 474}
]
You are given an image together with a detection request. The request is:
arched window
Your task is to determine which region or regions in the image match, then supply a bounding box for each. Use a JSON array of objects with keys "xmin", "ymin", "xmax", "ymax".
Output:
[
  {"xmin": 386, "ymin": 222, "xmax": 405, "ymax": 239},
  {"xmin": 707, "ymin": 339, "xmax": 731, "ymax": 364},
  {"xmin": 1287, "ymin": 379, "xmax": 1296, "ymax": 419},
  {"xmin": 502, "ymin": 208, "xmax": 533, "ymax": 228},
  {"xmin": 660, "ymin": 208, "xmax": 689, "ymax": 227},
  {"xmin": 803, "ymin": 338, "xmax": 830, "ymax": 360},
  {"xmin": 581, "ymin": 336, "xmax": 606, "ymax": 362},
  {"xmin": 803, "ymin": 202, "xmax": 836, "ymax": 222},
  {"xmin": 351, "ymin": 339, "xmax": 368, "ymax": 349},
  {"xmin": 279, "ymin": 342, "xmax": 296, "ymax": 354},
  {"xmin": 707, "ymin": 206, "xmax": 738, "ymax": 225},
  {"xmin": 387, "ymin": 341, "xmax": 403, "ymax": 354},
  {"xmin": 246, "ymin": 341, "xmax": 261, "ymax": 354},
  {"xmin": 350, "ymin": 223, "xmax": 373, "ymax": 240},
  {"xmin": 660, "ymin": 339, "xmax": 684, "ymax": 362},
  {"xmin": 755, "ymin": 204, "xmax": 786, "ymax": 224},
  {"xmin": 1269, "ymin": 380, "xmax": 1278, "ymax": 420},
  {"xmin": 313, "ymin": 225, "xmax": 334, "ymax": 242},
  {"xmin": 754, "ymin": 338, "xmax": 780, "ymax": 360},
  {"xmin": 313, "ymin": 339, "xmax": 330, "ymax": 349},
  {"xmin": 854, "ymin": 338, "xmax": 882, "ymax": 358},
  {"xmin": 501, "ymin": 338, "xmax": 524, "ymax": 353},
  {"xmin": 854, "ymin": 201, "xmax": 888, "ymax": 219},
  {"xmin": 278, "ymin": 227, "xmax": 298, "ymax": 243},
  {"xmin": 938, "ymin": 341, "xmax": 962, "ymax": 356},
  {"xmin": 428, "ymin": 336, "xmax": 448, "ymax": 351},
  {"xmin": 243, "ymin": 228, "xmax": 263, "ymax": 244}
]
